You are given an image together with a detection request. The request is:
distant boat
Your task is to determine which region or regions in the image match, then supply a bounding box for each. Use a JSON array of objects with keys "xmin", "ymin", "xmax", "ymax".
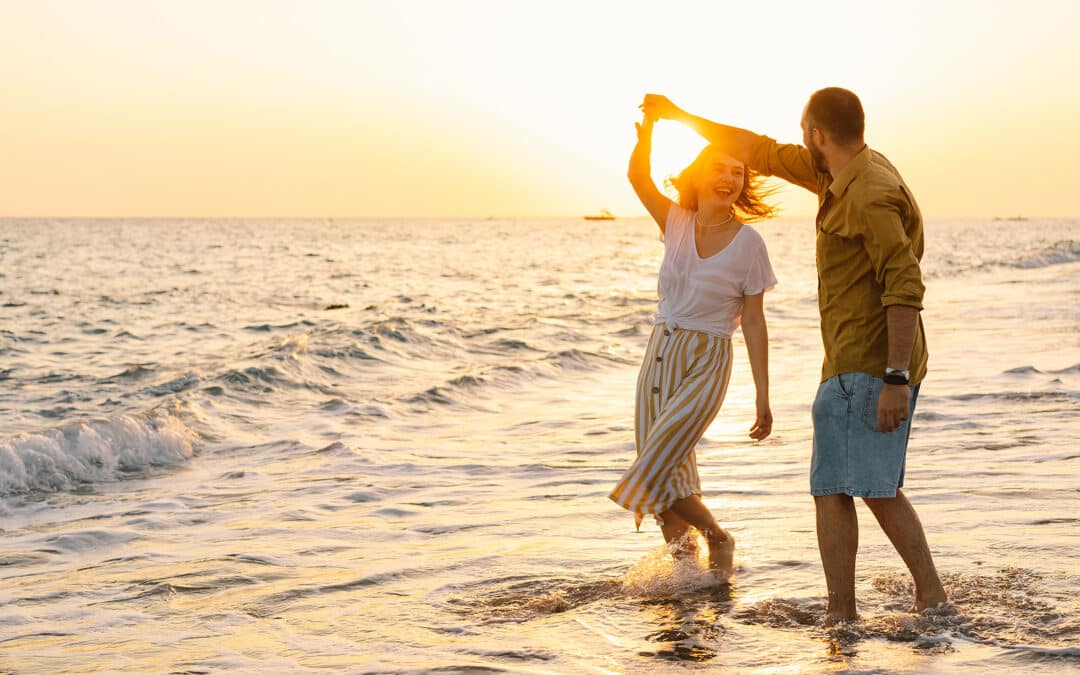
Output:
[
  {"xmin": 584, "ymin": 209, "xmax": 616, "ymax": 221},
  {"xmin": 993, "ymin": 216, "xmax": 1028, "ymax": 222}
]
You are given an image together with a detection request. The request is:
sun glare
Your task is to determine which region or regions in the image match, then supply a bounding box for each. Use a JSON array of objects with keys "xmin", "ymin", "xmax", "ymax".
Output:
[{"xmin": 647, "ymin": 124, "xmax": 709, "ymax": 202}]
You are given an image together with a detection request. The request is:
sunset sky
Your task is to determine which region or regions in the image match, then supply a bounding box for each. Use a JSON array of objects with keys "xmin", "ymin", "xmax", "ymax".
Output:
[{"xmin": 3, "ymin": 0, "xmax": 1079, "ymax": 218}]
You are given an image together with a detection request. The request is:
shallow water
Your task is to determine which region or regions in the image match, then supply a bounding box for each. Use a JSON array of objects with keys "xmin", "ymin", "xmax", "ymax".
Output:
[{"xmin": 1, "ymin": 217, "xmax": 1078, "ymax": 672}]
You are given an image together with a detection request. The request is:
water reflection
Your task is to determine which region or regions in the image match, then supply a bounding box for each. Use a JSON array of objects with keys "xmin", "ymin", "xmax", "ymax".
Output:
[{"xmin": 637, "ymin": 586, "xmax": 733, "ymax": 663}]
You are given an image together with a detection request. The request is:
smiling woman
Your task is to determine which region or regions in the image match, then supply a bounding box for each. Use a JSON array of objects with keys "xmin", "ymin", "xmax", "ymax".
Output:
[{"xmin": 609, "ymin": 98, "xmax": 780, "ymax": 581}]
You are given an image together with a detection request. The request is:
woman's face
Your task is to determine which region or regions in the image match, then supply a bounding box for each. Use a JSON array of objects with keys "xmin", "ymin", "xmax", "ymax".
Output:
[{"xmin": 696, "ymin": 149, "xmax": 745, "ymax": 212}]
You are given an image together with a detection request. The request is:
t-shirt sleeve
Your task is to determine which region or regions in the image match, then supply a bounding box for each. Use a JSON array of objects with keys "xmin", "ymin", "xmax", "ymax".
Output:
[{"xmin": 742, "ymin": 241, "xmax": 778, "ymax": 295}]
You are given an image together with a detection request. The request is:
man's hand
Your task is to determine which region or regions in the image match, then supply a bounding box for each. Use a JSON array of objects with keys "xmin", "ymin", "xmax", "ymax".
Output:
[
  {"xmin": 640, "ymin": 94, "xmax": 681, "ymax": 121},
  {"xmin": 877, "ymin": 384, "xmax": 911, "ymax": 433},
  {"xmin": 750, "ymin": 403, "xmax": 772, "ymax": 441}
]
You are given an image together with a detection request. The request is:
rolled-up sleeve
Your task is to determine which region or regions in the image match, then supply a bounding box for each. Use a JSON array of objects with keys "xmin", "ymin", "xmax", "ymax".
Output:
[
  {"xmin": 860, "ymin": 198, "xmax": 925, "ymax": 310},
  {"xmin": 745, "ymin": 135, "xmax": 821, "ymax": 193}
]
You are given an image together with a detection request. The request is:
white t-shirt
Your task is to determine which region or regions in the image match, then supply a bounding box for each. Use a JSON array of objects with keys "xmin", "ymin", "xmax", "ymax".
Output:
[{"xmin": 655, "ymin": 205, "xmax": 778, "ymax": 339}]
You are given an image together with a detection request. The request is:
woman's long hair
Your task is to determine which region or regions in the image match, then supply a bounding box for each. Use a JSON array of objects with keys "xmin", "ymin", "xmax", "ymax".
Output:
[{"xmin": 666, "ymin": 145, "xmax": 779, "ymax": 222}]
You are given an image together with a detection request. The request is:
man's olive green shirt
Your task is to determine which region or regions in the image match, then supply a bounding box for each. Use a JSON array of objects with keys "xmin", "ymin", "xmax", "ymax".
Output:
[{"xmin": 747, "ymin": 137, "xmax": 928, "ymax": 384}]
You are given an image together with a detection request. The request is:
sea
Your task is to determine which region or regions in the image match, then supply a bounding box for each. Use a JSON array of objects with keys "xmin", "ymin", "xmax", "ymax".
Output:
[{"xmin": 1, "ymin": 216, "xmax": 1077, "ymax": 673}]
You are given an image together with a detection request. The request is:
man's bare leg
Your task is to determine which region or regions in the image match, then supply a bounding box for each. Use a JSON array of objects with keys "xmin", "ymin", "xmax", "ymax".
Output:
[
  {"xmin": 815, "ymin": 494, "xmax": 859, "ymax": 622},
  {"xmin": 657, "ymin": 510, "xmax": 698, "ymax": 561},
  {"xmin": 667, "ymin": 495, "xmax": 734, "ymax": 580},
  {"xmin": 862, "ymin": 489, "xmax": 948, "ymax": 611}
]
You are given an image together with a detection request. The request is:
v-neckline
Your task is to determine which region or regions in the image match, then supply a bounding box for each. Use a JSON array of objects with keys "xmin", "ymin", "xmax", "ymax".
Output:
[{"xmin": 693, "ymin": 221, "xmax": 744, "ymax": 261}]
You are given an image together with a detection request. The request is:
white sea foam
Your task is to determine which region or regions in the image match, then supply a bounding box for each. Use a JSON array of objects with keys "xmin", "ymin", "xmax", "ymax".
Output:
[{"xmin": 0, "ymin": 412, "xmax": 197, "ymax": 496}]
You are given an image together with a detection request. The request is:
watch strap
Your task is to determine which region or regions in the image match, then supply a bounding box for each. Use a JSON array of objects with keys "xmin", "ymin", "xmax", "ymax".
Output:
[{"xmin": 884, "ymin": 367, "xmax": 910, "ymax": 385}]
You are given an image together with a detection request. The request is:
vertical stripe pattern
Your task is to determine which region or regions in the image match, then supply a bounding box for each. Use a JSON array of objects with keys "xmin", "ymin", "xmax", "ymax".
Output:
[{"xmin": 609, "ymin": 323, "xmax": 733, "ymax": 525}]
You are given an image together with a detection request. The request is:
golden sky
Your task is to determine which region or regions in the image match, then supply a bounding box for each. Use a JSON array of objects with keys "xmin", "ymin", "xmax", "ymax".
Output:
[{"xmin": 3, "ymin": 0, "xmax": 1078, "ymax": 218}]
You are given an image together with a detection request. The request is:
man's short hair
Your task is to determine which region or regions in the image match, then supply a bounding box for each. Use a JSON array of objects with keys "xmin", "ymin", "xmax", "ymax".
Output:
[{"xmin": 806, "ymin": 87, "xmax": 865, "ymax": 146}]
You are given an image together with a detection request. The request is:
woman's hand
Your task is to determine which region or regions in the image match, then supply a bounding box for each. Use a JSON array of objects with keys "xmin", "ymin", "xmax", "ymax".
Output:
[
  {"xmin": 635, "ymin": 114, "xmax": 654, "ymax": 141},
  {"xmin": 750, "ymin": 402, "xmax": 772, "ymax": 441},
  {"xmin": 639, "ymin": 94, "xmax": 681, "ymax": 121}
]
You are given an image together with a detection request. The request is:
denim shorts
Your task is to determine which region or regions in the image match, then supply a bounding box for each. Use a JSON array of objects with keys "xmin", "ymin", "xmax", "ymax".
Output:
[{"xmin": 810, "ymin": 372, "xmax": 920, "ymax": 499}]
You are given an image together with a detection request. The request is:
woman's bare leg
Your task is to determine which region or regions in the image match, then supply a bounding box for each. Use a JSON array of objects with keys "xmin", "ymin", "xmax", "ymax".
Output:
[
  {"xmin": 657, "ymin": 510, "xmax": 698, "ymax": 560},
  {"xmin": 667, "ymin": 495, "xmax": 735, "ymax": 580}
]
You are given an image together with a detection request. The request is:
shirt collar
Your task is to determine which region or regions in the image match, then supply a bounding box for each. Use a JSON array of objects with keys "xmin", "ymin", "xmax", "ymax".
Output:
[{"xmin": 828, "ymin": 145, "xmax": 871, "ymax": 198}]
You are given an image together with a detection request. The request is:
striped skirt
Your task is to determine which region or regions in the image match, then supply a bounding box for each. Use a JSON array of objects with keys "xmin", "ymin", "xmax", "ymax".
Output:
[{"xmin": 609, "ymin": 323, "xmax": 733, "ymax": 527}]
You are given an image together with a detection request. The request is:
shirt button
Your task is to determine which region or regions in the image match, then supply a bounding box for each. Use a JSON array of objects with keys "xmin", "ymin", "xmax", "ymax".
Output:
[
  {"xmin": 656, "ymin": 356, "xmax": 662, "ymax": 362},
  {"xmin": 663, "ymin": 330, "xmax": 670, "ymax": 336},
  {"xmin": 652, "ymin": 386, "xmax": 660, "ymax": 394}
]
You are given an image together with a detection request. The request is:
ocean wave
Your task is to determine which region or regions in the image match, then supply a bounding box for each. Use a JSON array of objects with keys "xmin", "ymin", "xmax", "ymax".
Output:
[
  {"xmin": 946, "ymin": 390, "xmax": 1078, "ymax": 402},
  {"xmin": 932, "ymin": 239, "xmax": 1080, "ymax": 278},
  {"xmin": 274, "ymin": 333, "xmax": 309, "ymax": 358},
  {"xmin": 105, "ymin": 364, "xmax": 157, "ymax": 381},
  {"xmin": 139, "ymin": 371, "xmax": 202, "ymax": 397},
  {"xmin": 0, "ymin": 412, "xmax": 197, "ymax": 497},
  {"xmin": 345, "ymin": 317, "xmax": 464, "ymax": 361},
  {"xmin": 1004, "ymin": 365, "xmax": 1042, "ymax": 374},
  {"xmin": 403, "ymin": 386, "xmax": 458, "ymax": 407},
  {"xmin": 398, "ymin": 374, "xmax": 507, "ymax": 408},
  {"xmin": 9, "ymin": 320, "xmax": 640, "ymax": 442},
  {"xmin": 395, "ymin": 348, "xmax": 629, "ymax": 410},
  {"xmin": 366, "ymin": 317, "xmax": 443, "ymax": 344},
  {"xmin": 543, "ymin": 348, "xmax": 634, "ymax": 369},
  {"xmin": 490, "ymin": 338, "xmax": 536, "ymax": 351},
  {"xmin": 447, "ymin": 574, "xmax": 624, "ymax": 619},
  {"xmin": 1013, "ymin": 239, "xmax": 1080, "ymax": 269},
  {"xmin": 1049, "ymin": 363, "xmax": 1080, "ymax": 374},
  {"xmin": 217, "ymin": 365, "xmax": 300, "ymax": 392},
  {"xmin": 312, "ymin": 345, "xmax": 379, "ymax": 361},
  {"xmin": 243, "ymin": 320, "xmax": 314, "ymax": 333}
]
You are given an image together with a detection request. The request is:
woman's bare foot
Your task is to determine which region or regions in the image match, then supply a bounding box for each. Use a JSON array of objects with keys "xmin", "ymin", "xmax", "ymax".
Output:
[
  {"xmin": 706, "ymin": 530, "xmax": 735, "ymax": 582},
  {"xmin": 668, "ymin": 532, "xmax": 698, "ymax": 562}
]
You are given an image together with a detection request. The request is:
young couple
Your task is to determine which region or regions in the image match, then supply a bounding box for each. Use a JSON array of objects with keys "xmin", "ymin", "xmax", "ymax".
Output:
[{"xmin": 609, "ymin": 88, "xmax": 948, "ymax": 623}]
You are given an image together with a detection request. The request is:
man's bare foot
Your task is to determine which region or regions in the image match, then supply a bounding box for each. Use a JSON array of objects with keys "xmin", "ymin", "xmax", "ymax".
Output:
[
  {"xmin": 706, "ymin": 530, "xmax": 735, "ymax": 582},
  {"xmin": 823, "ymin": 611, "xmax": 860, "ymax": 626},
  {"xmin": 911, "ymin": 589, "xmax": 950, "ymax": 613}
]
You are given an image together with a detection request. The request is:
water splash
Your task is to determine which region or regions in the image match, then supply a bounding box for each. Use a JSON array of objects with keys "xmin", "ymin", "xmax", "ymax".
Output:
[{"xmin": 622, "ymin": 535, "xmax": 726, "ymax": 599}]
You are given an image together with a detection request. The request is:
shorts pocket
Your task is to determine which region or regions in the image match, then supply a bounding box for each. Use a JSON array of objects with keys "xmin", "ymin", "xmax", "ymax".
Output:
[
  {"xmin": 834, "ymin": 373, "xmax": 854, "ymax": 399},
  {"xmin": 859, "ymin": 373, "xmax": 884, "ymax": 433}
]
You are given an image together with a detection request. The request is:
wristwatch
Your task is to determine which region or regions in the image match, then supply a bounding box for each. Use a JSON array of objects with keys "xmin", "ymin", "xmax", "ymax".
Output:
[{"xmin": 884, "ymin": 367, "xmax": 910, "ymax": 386}]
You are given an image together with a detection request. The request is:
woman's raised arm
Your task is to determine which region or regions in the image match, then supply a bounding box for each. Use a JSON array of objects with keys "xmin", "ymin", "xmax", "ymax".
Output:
[{"xmin": 627, "ymin": 114, "xmax": 672, "ymax": 233}]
